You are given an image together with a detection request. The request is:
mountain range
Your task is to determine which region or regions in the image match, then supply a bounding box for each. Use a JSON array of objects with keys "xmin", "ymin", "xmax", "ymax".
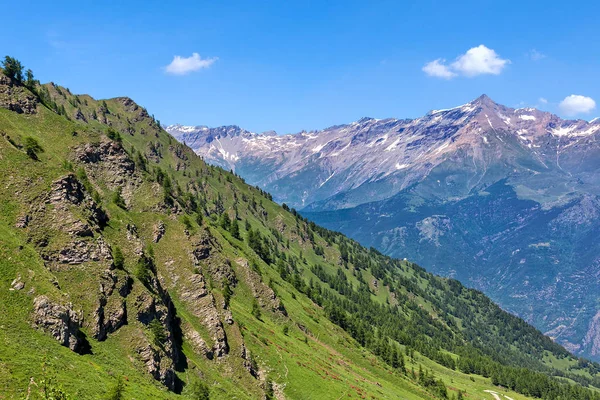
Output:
[{"xmin": 166, "ymin": 95, "xmax": 600, "ymax": 360}]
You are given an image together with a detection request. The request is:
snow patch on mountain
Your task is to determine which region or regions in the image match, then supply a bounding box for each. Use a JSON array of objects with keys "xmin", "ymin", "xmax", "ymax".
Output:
[{"xmin": 519, "ymin": 115, "xmax": 536, "ymax": 121}]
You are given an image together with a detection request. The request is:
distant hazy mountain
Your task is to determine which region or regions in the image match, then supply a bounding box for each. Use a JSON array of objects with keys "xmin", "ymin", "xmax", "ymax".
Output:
[{"xmin": 167, "ymin": 95, "xmax": 600, "ymax": 360}]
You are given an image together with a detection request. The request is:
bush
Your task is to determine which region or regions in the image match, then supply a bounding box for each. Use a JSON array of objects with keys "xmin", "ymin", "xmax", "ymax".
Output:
[
  {"xmin": 105, "ymin": 376, "xmax": 125, "ymax": 400},
  {"xmin": 184, "ymin": 380, "xmax": 210, "ymax": 400},
  {"xmin": 229, "ymin": 219, "xmax": 240, "ymax": 239},
  {"xmin": 251, "ymin": 298, "xmax": 261, "ymax": 320},
  {"xmin": 23, "ymin": 136, "xmax": 43, "ymax": 160},
  {"xmin": 135, "ymin": 252, "xmax": 154, "ymax": 284},
  {"xmin": 148, "ymin": 318, "xmax": 166, "ymax": 347},
  {"xmin": 106, "ymin": 128, "xmax": 122, "ymax": 142},
  {"xmin": 112, "ymin": 247, "xmax": 124, "ymax": 270},
  {"xmin": 222, "ymin": 280, "xmax": 233, "ymax": 308},
  {"xmin": 181, "ymin": 215, "xmax": 193, "ymax": 231},
  {"xmin": 112, "ymin": 187, "xmax": 127, "ymax": 209}
]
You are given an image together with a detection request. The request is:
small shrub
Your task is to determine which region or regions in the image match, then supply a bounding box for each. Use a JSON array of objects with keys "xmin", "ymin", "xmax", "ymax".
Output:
[
  {"xmin": 112, "ymin": 187, "xmax": 126, "ymax": 209},
  {"xmin": 222, "ymin": 280, "xmax": 232, "ymax": 308},
  {"xmin": 251, "ymin": 298, "xmax": 261, "ymax": 320},
  {"xmin": 23, "ymin": 136, "xmax": 43, "ymax": 160},
  {"xmin": 181, "ymin": 215, "xmax": 193, "ymax": 231},
  {"xmin": 105, "ymin": 376, "xmax": 125, "ymax": 400},
  {"xmin": 112, "ymin": 247, "xmax": 124, "ymax": 270},
  {"xmin": 106, "ymin": 128, "xmax": 122, "ymax": 142},
  {"xmin": 184, "ymin": 380, "xmax": 210, "ymax": 400},
  {"xmin": 148, "ymin": 318, "xmax": 166, "ymax": 347},
  {"xmin": 135, "ymin": 252, "xmax": 154, "ymax": 284}
]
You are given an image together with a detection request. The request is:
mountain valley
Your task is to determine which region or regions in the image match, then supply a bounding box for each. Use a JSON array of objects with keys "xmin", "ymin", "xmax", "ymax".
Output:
[{"xmin": 168, "ymin": 95, "xmax": 600, "ymax": 360}]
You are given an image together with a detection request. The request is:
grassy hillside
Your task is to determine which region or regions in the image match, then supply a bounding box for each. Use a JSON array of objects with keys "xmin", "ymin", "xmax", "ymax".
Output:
[{"xmin": 0, "ymin": 62, "xmax": 599, "ymax": 400}]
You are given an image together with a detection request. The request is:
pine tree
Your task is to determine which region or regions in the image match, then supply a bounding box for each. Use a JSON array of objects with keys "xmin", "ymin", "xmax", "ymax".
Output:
[
  {"xmin": 1, "ymin": 55, "xmax": 24, "ymax": 82},
  {"xmin": 229, "ymin": 218, "xmax": 240, "ymax": 239},
  {"xmin": 112, "ymin": 247, "xmax": 124, "ymax": 269}
]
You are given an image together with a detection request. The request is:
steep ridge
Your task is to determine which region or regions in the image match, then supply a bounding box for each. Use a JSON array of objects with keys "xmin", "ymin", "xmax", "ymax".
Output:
[
  {"xmin": 2, "ymin": 65, "xmax": 600, "ymax": 399},
  {"xmin": 168, "ymin": 97, "xmax": 600, "ymax": 360}
]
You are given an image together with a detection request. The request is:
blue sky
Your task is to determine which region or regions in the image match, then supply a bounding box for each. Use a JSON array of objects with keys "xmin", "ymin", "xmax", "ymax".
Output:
[{"xmin": 6, "ymin": 0, "xmax": 600, "ymax": 133}]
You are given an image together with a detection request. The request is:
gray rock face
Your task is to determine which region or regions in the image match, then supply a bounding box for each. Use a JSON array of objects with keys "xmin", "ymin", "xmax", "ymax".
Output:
[
  {"xmin": 132, "ymin": 288, "xmax": 181, "ymax": 389},
  {"xmin": 178, "ymin": 271, "xmax": 229, "ymax": 359},
  {"xmin": 74, "ymin": 140, "xmax": 141, "ymax": 205},
  {"xmin": 32, "ymin": 296, "xmax": 86, "ymax": 353},
  {"xmin": 47, "ymin": 174, "xmax": 108, "ymax": 231},
  {"xmin": 48, "ymin": 236, "xmax": 113, "ymax": 266},
  {"xmin": 92, "ymin": 269, "xmax": 129, "ymax": 340},
  {"xmin": 136, "ymin": 343, "xmax": 177, "ymax": 390}
]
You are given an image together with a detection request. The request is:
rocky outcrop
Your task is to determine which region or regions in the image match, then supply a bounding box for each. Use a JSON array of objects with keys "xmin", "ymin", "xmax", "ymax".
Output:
[
  {"xmin": 32, "ymin": 296, "xmax": 87, "ymax": 354},
  {"xmin": 241, "ymin": 344, "xmax": 259, "ymax": 378},
  {"xmin": 74, "ymin": 140, "xmax": 141, "ymax": 204},
  {"xmin": 0, "ymin": 75, "xmax": 38, "ymax": 114},
  {"xmin": 46, "ymin": 236, "xmax": 113, "ymax": 266},
  {"xmin": 236, "ymin": 258, "xmax": 287, "ymax": 316},
  {"xmin": 46, "ymin": 174, "xmax": 108, "ymax": 232},
  {"xmin": 126, "ymin": 223, "xmax": 144, "ymax": 255},
  {"xmin": 133, "ymin": 276, "xmax": 185, "ymax": 389},
  {"xmin": 178, "ymin": 271, "xmax": 229, "ymax": 359},
  {"xmin": 136, "ymin": 342, "xmax": 177, "ymax": 390},
  {"xmin": 14, "ymin": 214, "xmax": 30, "ymax": 228},
  {"xmin": 146, "ymin": 141, "xmax": 163, "ymax": 163},
  {"xmin": 117, "ymin": 97, "xmax": 139, "ymax": 112},
  {"xmin": 153, "ymin": 220, "xmax": 166, "ymax": 243},
  {"xmin": 92, "ymin": 269, "xmax": 130, "ymax": 340}
]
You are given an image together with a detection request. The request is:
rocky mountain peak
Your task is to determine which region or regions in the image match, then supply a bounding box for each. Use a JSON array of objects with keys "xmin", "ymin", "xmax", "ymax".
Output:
[{"xmin": 471, "ymin": 93, "xmax": 496, "ymax": 107}]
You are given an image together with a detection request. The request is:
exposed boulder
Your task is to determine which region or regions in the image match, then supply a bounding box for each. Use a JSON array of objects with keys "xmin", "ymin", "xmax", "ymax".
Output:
[
  {"xmin": 14, "ymin": 214, "xmax": 30, "ymax": 228},
  {"xmin": 10, "ymin": 274, "xmax": 24, "ymax": 291}
]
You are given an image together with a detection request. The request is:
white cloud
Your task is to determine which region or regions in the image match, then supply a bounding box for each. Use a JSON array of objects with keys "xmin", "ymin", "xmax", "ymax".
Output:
[
  {"xmin": 422, "ymin": 59, "xmax": 457, "ymax": 79},
  {"xmin": 539, "ymin": 97, "xmax": 548, "ymax": 104},
  {"xmin": 559, "ymin": 95, "xmax": 596, "ymax": 116},
  {"xmin": 528, "ymin": 49, "xmax": 546, "ymax": 61},
  {"xmin": 164, "ymin": 53, "xmax": 218, "ymax": 75},
  {"xmin": 451, "ymin": 45, "xmax": 510, "ymax": 76},
  {"xmin": 423, "ymin": 45, "xmax": 510, "ymax": 79}
]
